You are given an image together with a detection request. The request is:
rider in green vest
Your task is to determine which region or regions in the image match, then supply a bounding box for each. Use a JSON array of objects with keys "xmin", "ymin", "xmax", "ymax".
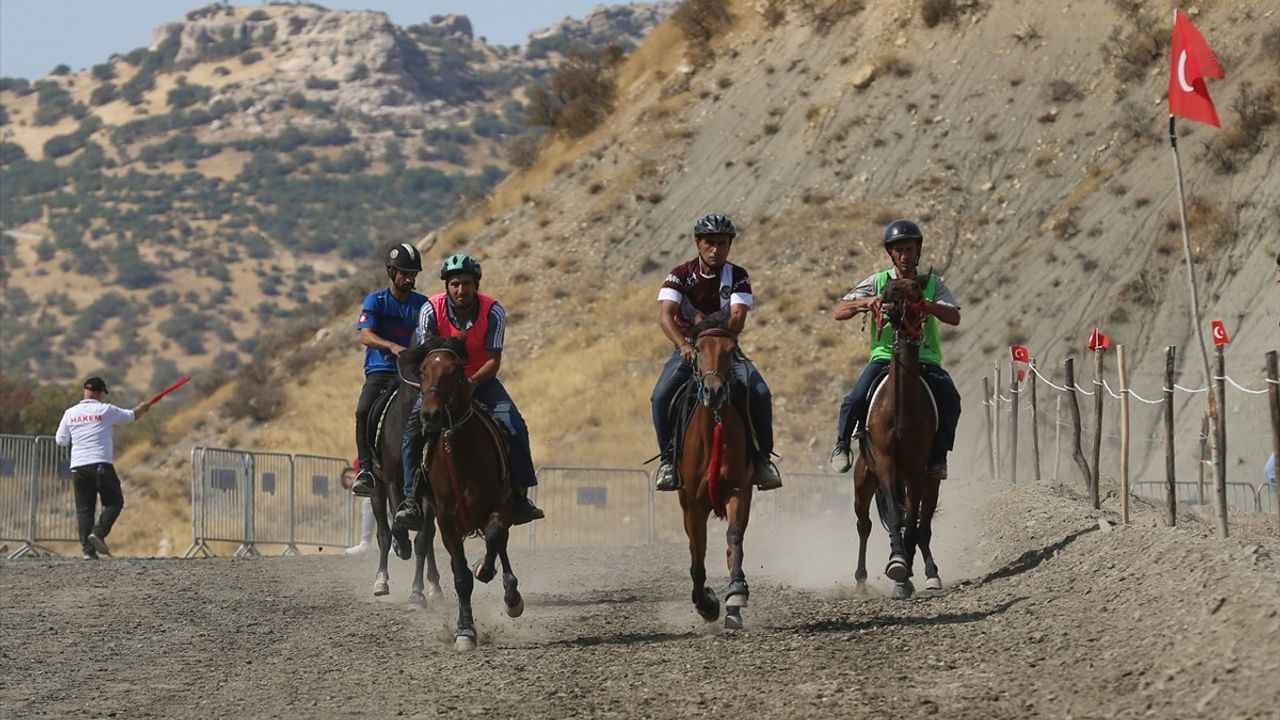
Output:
[{"xmin": 828, "ymin": 219, "xmax": 962, "ymax": 481}]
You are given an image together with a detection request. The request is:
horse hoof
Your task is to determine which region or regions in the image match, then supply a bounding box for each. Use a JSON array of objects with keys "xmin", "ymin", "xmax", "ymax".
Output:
[
  {"xmin": 724, "ymin": 608, "xmax": 743, "ymax": 630},
  {"xmin": 473, "ymin": 560, "xmax": 496, "ymax": 584},
  {"xmin": 427, "ymin": 583, "xmax": 443, "ymax": 599},
  {"xmin": 924, "ymin": 577, "xmax": 943, "ymax": 592},
  {"xmin": 454, "ymin": 635, "xmax": 476, "ymax": 652},
  {"xmin": 885, "ymin": 557, "xmax": 910, "ymax": 582},
  {"xmin": 725, "ymin": 592, "xmax": 749, "ymax": 608},
  {"xmin": 407, "ymin": 591, "xmax": 427, "ymax": 607},
  {"xmin": 373, "ymin": 581, "xmax": 389, "ymax": 597},
  {"xmin": 506, "ymin": 595, "xmax": 524, "ymax": 618},
  {"xmin": 696, "ymin": 593, "xmax": 720, "ymax": 623},
  {"xmin": 891, "ymin": 580, "xmax": 915, "ymax": 600}
]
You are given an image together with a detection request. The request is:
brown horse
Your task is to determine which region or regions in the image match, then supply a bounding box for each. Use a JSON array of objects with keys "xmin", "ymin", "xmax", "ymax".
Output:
[
  {"xmin": 408, "ymin": 336, "xmax": 523, "ymax": 651},
  {"xmin": 852, "ymin": 275, "xmax": 941, "ymax": 599},
  {"xmin": 678, "ymin": 314, "xmax": 755, "ymax": 629},
  {"xmin": 368, "ymin": 365, "xmax": 442, "ymax": 605}
]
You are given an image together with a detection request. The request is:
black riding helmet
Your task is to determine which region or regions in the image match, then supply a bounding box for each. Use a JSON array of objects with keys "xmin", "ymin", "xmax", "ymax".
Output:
[
  {"xmin": 693, "ymin": 212, "xmax": 737, "ymax": 238},
  {"xmin": 883, "ymin": 219, "xmax": 923, "ymax": 247},
  {"xmin": 386, "ymin": 242, "xmax": 423, "ymax": 279}
]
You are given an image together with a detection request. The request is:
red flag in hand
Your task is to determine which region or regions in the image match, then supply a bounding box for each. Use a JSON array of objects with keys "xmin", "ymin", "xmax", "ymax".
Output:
[
  {"xmin": 1168, "ymin": 9, "xmax": 1223, "ymax": 127},
  {"xmin": 1087, "ymin": 328, "xmax": 1111, "ymax": 352}
]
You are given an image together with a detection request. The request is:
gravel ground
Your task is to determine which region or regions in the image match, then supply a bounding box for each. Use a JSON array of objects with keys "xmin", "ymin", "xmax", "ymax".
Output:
[{"xmin": 2, "ymin": 481, "xmax": 1277, "ymax": 720}]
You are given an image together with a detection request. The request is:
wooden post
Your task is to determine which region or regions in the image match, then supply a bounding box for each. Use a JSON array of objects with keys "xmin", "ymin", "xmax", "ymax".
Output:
[
  {"xmin": 1030, "ymin": 359, "xmax": 1042, "ymax": 483},
  {"xmin": 1091, "ymin": 348, "xmax": 1105, "ymax": 509},
  {"xmin": 1054, "ymin": 395, "xmax": 1062, "ymax": 484},
  {"xmin": 1266, "ymin": 350, "xmax": 1279, "ymax": 528},
  {"xmin": 1065, "ymin": 358, "xmax": 1092, "ymax": 491},
  {"xmin": 1213, "ymin": 344, "xmax": 1228, "ymax": 538},
  {"xmin": 1010, "ymin": 360, "xmax": 1020, "ymax": 485},
  {"xmin": 1118, "ymin": 345, "xmax": 1131, "ymax": 524},
  {"xmin": 983, "ymin": 377, "xmax": 995, "ymax": 482},
  {"xmin": 1163, "ymin": 345, "xmax": 1177, "ymax": 527},
  {"xmin": 1197, "ymin": 412, "xmax": 1208, "ymax": 506},
  {"xmin": 993, "ymin": 360, "xmax": 1002, "ymax": 483}
]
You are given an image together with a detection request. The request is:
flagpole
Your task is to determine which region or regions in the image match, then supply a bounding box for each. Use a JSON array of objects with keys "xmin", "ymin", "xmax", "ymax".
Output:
[{"xmin": 1168, "ymin": 115, "xmax": 1226, "ymax": 537}]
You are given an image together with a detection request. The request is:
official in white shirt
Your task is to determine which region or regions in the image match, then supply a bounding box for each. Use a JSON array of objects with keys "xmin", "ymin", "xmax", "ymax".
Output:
[{"xmin": 54, "ymin": 377, "xmax": 150, "ymax": 559}]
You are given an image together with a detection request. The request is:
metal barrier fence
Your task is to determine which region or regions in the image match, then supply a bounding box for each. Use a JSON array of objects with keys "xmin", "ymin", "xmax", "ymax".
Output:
[
  {"xmin": 185, "ymin": 447, "xmax": 358, "ymax": 557},
  {"xmin": 1, "ymin": 434, "xmax": 75, "ymax": 558},
  {"xmin": 1130, "ymin": 480, "xmax": 1271, "ymax": 513}
]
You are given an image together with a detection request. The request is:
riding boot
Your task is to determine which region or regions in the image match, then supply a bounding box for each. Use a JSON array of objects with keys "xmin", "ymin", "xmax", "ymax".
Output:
[
  {"xmin": 394, "ymin": 498, "xmax": 423, "ymax": 531},
  {"xmin": 351, "ymin": 466, "xmax": 376, "ymax": 497},
  {"xmin": 510, "ymin": 485, "xmax": 545, "ymax": 526},
  {"xmin": 653, "ymin": 458, "xmax": 679, "ymax": 491},
  {"xmin": 829, "ymin": 441, "xmax": 851, "ymax": 473},
  {"xmin": 925, "ymin": 453, "xmax": 948, "ymax": 482},
  {"xmin": 754, "ymin": 459, "xmax": 783, "ymax": 491}
]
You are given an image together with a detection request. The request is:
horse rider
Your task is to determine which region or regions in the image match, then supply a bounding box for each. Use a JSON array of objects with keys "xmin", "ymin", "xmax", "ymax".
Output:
[
  {"xmin": 828, "ymin": 219, "xmax": 962, "ymax": 481},
  {"xmin": 650, "ymin": 212, "xmax": 783, "ymax": 492},
  {"xmin": 395, "ymin": 253, "xmax": 545, "ymax": 529},
  {"xmin": 350, "ymin": 243, "xmax": 429, "ymax": 497}
]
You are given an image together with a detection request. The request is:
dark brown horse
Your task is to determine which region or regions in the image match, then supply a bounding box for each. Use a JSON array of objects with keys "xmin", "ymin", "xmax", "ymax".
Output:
[
  {"xmin": 368, "ymin": 363, "xmax": 441, "ymax": 605},
  {"xmin": 678, "ymin": 314, "xmax": 755, "ymax": 629},
  {"xmin": 852, "ymin": 275, "xmax": 941, "ymax": 599},
  {"xmin": 409, "ymin": 336, "xmax": 523, "ymax": 651}
]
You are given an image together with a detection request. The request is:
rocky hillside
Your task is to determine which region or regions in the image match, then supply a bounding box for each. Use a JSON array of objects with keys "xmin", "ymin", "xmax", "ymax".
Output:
[{"xmin": 0, "ymin": 2, "xmax": 672, "ymax": 395}]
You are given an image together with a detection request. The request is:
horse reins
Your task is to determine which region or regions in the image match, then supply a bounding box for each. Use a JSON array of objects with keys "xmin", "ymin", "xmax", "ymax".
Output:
[{"xmin": 420, "ymin": 347, "xmax": 475, "ymax": 532}]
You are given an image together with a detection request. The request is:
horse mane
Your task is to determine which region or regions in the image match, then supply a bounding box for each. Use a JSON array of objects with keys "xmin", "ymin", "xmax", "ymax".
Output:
[{"xmin": 689, "ymin": 310, "xmax": 733, "ymax": 339}]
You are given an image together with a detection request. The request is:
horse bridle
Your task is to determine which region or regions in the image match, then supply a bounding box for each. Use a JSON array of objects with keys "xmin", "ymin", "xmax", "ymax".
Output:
[
  {"xmin": 878, "ymin": 285, "xmax": 929, "ymax": 345},
  {"xmin": 409, "ymin": 348, "xmax": 474, "ymax": 434},
  {"xmin": 692, "ymin": 328, "xmax": 736, "ymax": 409}
]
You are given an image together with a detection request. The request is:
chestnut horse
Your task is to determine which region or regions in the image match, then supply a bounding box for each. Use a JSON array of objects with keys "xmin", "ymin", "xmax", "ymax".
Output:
[
  {"xmin": 407, "ymin": 336, "xmax": 524, "ymax": 651},
  {"xmin": 852, "ymin": 274, "xmax": 941, "ymax": 599},
  {"xmin": 367, "ymin": 364, "xmax": 441, "ymax": 605},
  {"xmin": 678, "ymin": 314, "xmax": 755, "ymax": 629}
]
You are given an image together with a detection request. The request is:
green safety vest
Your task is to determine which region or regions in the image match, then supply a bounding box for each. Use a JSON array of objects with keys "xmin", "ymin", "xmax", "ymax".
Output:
[{"xmin": 869, "ymin": 270, "xmax": 943, "ymax": 367}]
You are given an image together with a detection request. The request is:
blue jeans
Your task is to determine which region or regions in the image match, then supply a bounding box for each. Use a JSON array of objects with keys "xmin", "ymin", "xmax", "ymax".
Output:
[
  {"xmin": 836, "ymin": 359, "xmax": 960, "ymax": 463},
  {"xmin": 650, "ymin": 349, "xmax": 773, "ymax": 462},
  {"xmin": 401, "ymin": 379, "xmax": 537, "ymax": 497}
]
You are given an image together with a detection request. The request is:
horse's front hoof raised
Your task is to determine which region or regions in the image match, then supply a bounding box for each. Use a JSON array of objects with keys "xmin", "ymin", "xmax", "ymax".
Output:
[
  {"xmin": 724, "ymin": 607, "xmax": 743, "ymax": 630},
  {"xmin": 891, "ymin": 580, "xmax": 915, "ymax": 600},
  {"xmin": 407, "ymin": 590, "xmax": 427, "ymax": 607},
  {"xmin": 454, "ymin": 633, "xmax": 477, "ymax": 652},
  {"xmin": 391, "ymin": 535, "xmax": 410, "ymax": 561},
  {"xmin": 473, "ymin": 559, "xmax": 496, "ymax": 584},
  {"xmin": 885, "ymin": 556, "xmax": 910, "ymax": 582}
]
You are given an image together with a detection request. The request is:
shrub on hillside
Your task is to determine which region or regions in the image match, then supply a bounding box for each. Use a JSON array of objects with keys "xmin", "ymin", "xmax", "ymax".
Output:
[
  {"xmin": 672, "ymin": 0, "xmax": 734, "ymax": 62},
  {"xmin": 0, "ymin": 77, "xmax": 32, "ymax": 94},
  {"xmin": 504, "ymin": 135, "xmax": 540, "ymax": 169},
  {"xmin": 51, "ymin": 64, "xmax": 71, "ymax": 76},
  {"xmin": 90, "ymin": 82, "xmax": 117, "ymax": 106},
  {"xmin": 797, "ymin": 0, "xmax": 864, "ymax": 35},
  {"xmin": 91, "ymin": 62, "xmax": 115, "ymax": 81},
  {"xmin": 226, "ymin": 362, "xmax": 284, "ymax": 423},
  {"xmin": 246, "ymin": 9, "xmax": 270, "ymax": 21},
  {"xmin": 167, "ymin": 82, "xmax": 213, "ymax": 109},
  {"xmin": 526, "ymin": 44, "xmax": 625, "ymax": 138},
  {"xmin": 1044, "ymin": 79, "xmax": 1083, "ymax": 103},
  {"xmin": 1101, "ymin": 0, "xmax": 1164, "ymax": 83},
  {"xmin": 240, "ymin": 50, "xmax": 264, "ymax": 66},
  {"xmin": 1203, "ymin": 81, "xmax": 1278, "ymax": 174},
  {"xmin": 0, "ymin": 142, "xmax": 27, "ymax": 165},
  {"xmin": 920, "ymin": 0, "xmax": 956, "ymax": 27},
  {"xmin": 305, "ymin": 76, "xmax": 339, "ymax": 91}
]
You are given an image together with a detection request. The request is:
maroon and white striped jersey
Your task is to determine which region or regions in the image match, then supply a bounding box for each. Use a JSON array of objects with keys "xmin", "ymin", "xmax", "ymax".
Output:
[{"xmin": 657, "ymin": 259, "xmax": 753, "ymax": 337}]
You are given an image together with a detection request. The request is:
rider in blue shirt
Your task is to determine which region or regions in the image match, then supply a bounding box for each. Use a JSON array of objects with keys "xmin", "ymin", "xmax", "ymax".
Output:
[{"xmin": 350, "ymin": 243, "xmax": 429, "ymax": 497}]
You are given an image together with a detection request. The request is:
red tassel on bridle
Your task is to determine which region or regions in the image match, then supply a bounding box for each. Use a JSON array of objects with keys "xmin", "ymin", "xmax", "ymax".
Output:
[{"xmin": 707, "ymin": 420, "xmax": 727, "ymax": 519}]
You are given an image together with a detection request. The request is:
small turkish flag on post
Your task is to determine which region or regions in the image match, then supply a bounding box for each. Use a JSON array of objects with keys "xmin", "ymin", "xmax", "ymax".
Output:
[
  {"xmin": 1210, "ymin": 320, "xmax": 1230, "ymax": 346},
  {"xmin": 1168, "ymin": 9, "xmax": 1224, "ymax": 127},
  {"xmin": 1087, "ymin": 328, "xmax": 1111, "ymax": 352},
  {"xmin": 1010, "ymin": 345, "xmax": 1031, "ymax": 364}
]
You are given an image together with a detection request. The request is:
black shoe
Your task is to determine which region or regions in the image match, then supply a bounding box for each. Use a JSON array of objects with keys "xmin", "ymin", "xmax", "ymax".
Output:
[
  {"xmin": 394, "ymin": 499, "xmax": 423, "ymax": 531},
  {"xmin": 830, "ymin": 441, "xmax": 852, "ymax": 473},
  {"xmin": 87, "ymin": 533, "xmax": 112, "ymax": 557},
  {"xmin": 925, "ymin": 459, "xmax": 948, "ymax": 482},
  {"xmin": 653, "ymin": 462, "xmax": 679, "ymax": 491},
  {"xmin": 755, "ymin": 461, "xmax": 783, "ymax": 491},
  {"xmin": 510, "ymin": 495, "xmax": 545, "ymax": 526},
  {"xmin": 351, "ymin": 470, "xmax": 376, "ymax": 497}
]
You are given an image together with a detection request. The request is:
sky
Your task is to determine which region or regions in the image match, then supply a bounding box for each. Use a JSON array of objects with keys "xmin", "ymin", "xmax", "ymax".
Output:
[{"xmin": 0, "ymin": 0, "xmax": 613, "ymax": 80}]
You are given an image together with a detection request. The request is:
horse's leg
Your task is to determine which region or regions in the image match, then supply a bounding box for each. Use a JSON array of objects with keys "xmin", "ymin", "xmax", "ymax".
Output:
[
  {"xmin": 440, "ymin": 524, "xmax": 476, "ymax": 651},
  {"xmin": 474, "ymin": 513, "xmax": 501, "ymax": 584},
  {"xmin": 853, "ymin": 461, "xmax": 874, "ymax": 594},
  {"xmin": 893, "ymin": 490, "xmax": 919, "ymax": 600},
  {"xmin": 496, "ymin": 525, "xmax": 523, "ymax": 618},
  {"xmin": 875, "ymin": 460, "xmax": 910, "ymax": 586},
  {"xmin": 723, "ymin": 484, "xmax": 752, "ymax": 630},
  {"xmin": 684, "ymin": 505, "xmax": 719, "ymax": 622},
  {"xmin": 919, "ymin": 478, "xmax": 942, "ymax": 592},
  {"xmin": 422, "ymin": 501, "xmax": 442, "ymax": 597},
  {"xmin": 372, "ymin": 488, "xmax": 392, "ymax": 597}
]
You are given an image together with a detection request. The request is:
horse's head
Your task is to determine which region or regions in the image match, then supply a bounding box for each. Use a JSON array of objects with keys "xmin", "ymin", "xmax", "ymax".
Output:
[
  {"xmin": 689, "ymin": 311, "xmax": 738, "ymax": 411},
  {"xmin": 878, "ymin": 273, "xmax": 931, "ymax": 345},
  {"xmin": 412, "ymin": 337, "xmax": 470, "ymax": 433}
]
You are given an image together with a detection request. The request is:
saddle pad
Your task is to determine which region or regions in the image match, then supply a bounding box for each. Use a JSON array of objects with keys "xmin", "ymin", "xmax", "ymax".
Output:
[{"xmin": 867, "ymin": 372, "xmax": 939, "ymax": 429}]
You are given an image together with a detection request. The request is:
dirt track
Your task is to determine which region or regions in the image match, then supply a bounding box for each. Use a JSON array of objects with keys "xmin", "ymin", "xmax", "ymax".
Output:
[{"xmin": 2, "ymin": 482, "xmax": 1277, "ymax": 720}]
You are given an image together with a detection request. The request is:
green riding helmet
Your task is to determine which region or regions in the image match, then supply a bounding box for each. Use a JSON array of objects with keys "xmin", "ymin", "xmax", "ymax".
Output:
[{"xmin": 440, "ymin": 253, "xmax": 482, "ymax": 281}]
